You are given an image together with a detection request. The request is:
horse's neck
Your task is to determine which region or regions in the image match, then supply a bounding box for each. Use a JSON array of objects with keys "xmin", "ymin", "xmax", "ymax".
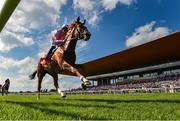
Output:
[
  {"xmin": 4, "ymin": 82, "xmax": 9, "ymax": 87},
  {"xmin": 65, "ymin": 38, "xmax": 78, "ymax": 52},
  {"xmin": 63, "ymin": 39, "xmax": 78, "ymax": 65}
]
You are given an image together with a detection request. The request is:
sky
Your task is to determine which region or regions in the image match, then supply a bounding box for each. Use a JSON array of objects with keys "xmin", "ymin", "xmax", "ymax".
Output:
[{"xmin": 0, "ymin": 0, "xmax": 180, "ymax": 92}]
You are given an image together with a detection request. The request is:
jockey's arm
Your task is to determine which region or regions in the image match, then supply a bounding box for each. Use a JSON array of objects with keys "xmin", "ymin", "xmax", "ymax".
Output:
[{"xmin": 52, "ymin": 38, "xmax": 66, "ymax": 47}]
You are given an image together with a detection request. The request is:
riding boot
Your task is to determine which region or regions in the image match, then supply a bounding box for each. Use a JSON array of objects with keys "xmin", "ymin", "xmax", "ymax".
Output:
[
  {"xmin": 41, "ymin": 46, "xmax": 56, "ymax": 65},
  {"xmin": 45, "ymin": 46, "xmax": 56, "ymax": 60}
]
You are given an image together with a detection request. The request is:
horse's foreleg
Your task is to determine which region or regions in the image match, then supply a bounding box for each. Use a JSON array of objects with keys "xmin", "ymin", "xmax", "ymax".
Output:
[
  {"xmin": 2, "ymin": 89, "xmax": 4, "ymax": 96},
  {"xmin": 36, "ymin": 61, "xmax": 46, "ymax": 100},
  {"xmin": 6, "ymin": 90, "xmax": 8, "ymax": 95},
  {"xmin": 62, "ymin": 61, "xmax": 91, "ymax": 86},
  {"xmin": 51, "ymin": 74, "xmax": 66, "ymax": 98}
]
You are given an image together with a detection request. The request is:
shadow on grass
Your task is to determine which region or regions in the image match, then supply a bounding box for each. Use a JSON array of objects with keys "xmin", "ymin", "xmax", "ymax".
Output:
[
  {"xmin": 2, "ymin": 97, "xmax": 180, "ymax": 120},
  {"xmin": 2, "ymin": 100, "xmax": 110, "ymax": 120},
  {"xmin": 65, "ymin": 98, "xmax": 180, "ymax": 104}
]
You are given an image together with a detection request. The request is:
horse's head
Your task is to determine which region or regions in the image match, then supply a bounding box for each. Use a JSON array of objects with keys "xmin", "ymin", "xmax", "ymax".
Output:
[
  {"xmin": 5, "ymin": 79, "xmax": 10, "ymax": 84},
  {"xmin": 69, "ymin": 16, "xmax": 91, "ymax": 41}
]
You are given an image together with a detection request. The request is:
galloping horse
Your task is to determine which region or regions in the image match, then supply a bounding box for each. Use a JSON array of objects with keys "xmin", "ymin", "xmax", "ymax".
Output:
[
  {"xmin": 1, "ymin": 79, "xmax": 10, "ymax": 96},
  {"xmin": 29, "ymin": 17, "xmax": 91, "ymax": 99},
  {"xmin": 0, "ymin": 84, "xmax": 2, "ymax": 93}
]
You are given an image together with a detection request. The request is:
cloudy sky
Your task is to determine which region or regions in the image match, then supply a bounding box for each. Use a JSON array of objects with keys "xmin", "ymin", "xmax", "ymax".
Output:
[{"xmin": 0, "ymin": 0, "xmax": 179, "ymax": 92}]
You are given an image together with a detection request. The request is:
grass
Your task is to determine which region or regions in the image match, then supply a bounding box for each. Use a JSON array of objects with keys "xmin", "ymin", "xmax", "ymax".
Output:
[{"xmin": 0, "ymin": 93, "xmax": 180, "ymax": 120}]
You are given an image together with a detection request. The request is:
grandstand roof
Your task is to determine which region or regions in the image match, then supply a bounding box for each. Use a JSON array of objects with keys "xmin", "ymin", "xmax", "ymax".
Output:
[
  {"xmin": 77, "ymin": 31, "xmax": 180, "ymax": 77},
  {"xmin": 87, "ymin": 61, "xmax": 180, "ymax": 80}
]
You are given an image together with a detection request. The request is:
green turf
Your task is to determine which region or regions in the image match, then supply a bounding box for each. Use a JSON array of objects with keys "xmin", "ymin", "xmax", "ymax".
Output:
[{"xmin": 0, "ymin": 93, "xmax": 180, "ymax": 120}]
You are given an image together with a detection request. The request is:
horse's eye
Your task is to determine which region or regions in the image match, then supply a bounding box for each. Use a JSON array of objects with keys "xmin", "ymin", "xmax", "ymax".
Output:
[{"xmin": 78, "ymin": 25, "xmax": 82, "ymax": 28}]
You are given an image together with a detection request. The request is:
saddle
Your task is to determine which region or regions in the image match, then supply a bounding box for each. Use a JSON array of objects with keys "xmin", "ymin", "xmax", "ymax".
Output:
[{"xmin": 40, "ymin": 56, "xmax": 51, "ymax": 65}]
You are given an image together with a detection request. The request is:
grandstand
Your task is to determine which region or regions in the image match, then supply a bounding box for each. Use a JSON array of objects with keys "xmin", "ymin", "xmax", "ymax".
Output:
[
  {"xmin": 85, "ymin": 32, "xmax": 180, "ymax": 85},
  {"xmin": 65, "ymin": 32, "xmax": 180, "ymax": 94}
]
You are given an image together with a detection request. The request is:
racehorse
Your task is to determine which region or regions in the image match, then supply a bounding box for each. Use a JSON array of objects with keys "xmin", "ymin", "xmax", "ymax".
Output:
[
  {"xmin": 29, "ymin": 17, "xmax": 91, "ymax": 99},
  {"xmin": 0, "ymin": 84, "xmax": 2, "ymax": 93},
  {"xmin": 1, "ymin": 79, "xmax": 10, "ymax": 96}
]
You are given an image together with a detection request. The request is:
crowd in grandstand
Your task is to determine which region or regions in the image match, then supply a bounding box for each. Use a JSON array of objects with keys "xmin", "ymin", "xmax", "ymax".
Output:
[{"xmin": 65, "ymin": 72, "xmax": 180, "ymax": 94}]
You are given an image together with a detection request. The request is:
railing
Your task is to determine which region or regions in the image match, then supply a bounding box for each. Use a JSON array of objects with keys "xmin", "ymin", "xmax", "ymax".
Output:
[{"xmin": 65, "ymin": 87, "xmax": 180, "ymax": 95}]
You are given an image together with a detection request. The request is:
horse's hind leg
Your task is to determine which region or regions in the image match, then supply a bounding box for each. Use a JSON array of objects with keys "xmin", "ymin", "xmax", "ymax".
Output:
[
  {"xmin": 51, "ymin": 74, "xmax": 66, "ymax": 98},
  {"xmin": 62, "ymin": 61, "xmax": 91, "ymax": 86},
  {"xmin": 35, "ymin": 61, "xmax": 46, "ymax": 100},
  {"xmin": 37, "ymin": 68, "xmax": 46, "ymax": 100}
]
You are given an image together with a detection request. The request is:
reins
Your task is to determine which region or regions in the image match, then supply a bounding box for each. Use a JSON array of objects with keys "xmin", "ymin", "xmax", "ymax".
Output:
[{"xmin": 56, "ymin": 23, "xmax": 83, "ymax": 53}]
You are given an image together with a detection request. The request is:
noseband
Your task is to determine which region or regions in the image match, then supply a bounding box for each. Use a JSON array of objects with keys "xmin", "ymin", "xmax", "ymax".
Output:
[
  {"xmin": 68, "ymin": 24, "xmax": 85, "ymax": 40},
  {"xmin": 76, "ymin": 26, "xmax": 84, "ymax": 39}
]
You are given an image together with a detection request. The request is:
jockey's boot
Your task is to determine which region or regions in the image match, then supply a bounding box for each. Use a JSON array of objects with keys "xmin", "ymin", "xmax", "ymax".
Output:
[
  {"xmin": 45, "ymin": 46, "xmax": 56, "ymax": 60},
  {"xmin": 41, "ymin": 46, "xmax": 56, "ymax": 65}
]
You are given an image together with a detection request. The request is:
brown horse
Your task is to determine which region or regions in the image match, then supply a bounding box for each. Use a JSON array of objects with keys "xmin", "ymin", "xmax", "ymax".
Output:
[
  {"xmin": 1, "ymin": 79, "xmax": 10, "ymax": 96},
  {"xmin": 0, "ymin": 84, "xmax": 2, "ymax": 93},
  {"xmin": 29, "ymin": 17, "xmax": 91, "ymax": 99}
]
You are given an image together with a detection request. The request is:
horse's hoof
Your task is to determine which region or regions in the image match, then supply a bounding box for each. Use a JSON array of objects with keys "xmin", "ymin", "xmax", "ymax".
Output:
[
  {"xmin": 82, "ymin": 83, "xmax": 87, "ymax": 90},
  {"xmin": 81, "ymin": 77, "xmax": 91, "ymax": 86},
  {"xmin": 61, "ymin": 95, "xmax": 66, "ymax": 98},
  {"xmin": 84, "ymin": 81, "xmax": 91, "ymax": 86},
  {"xmin": 60, "ymin": 92, "xmax": 66, "ymax": 98}
]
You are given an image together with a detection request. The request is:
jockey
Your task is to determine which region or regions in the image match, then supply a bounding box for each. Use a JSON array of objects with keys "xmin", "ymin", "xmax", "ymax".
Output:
[{"xmin": 41, "ymin": 25, "xmax": 69, "ymax": 65}]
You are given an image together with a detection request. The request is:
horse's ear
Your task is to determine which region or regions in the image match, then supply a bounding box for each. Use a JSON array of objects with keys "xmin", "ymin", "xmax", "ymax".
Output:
[
  {"xmin": 77, "ymin": 16, "xmax": 80, "ymax": 23},
  {"xmin": 83, "ymin": 19, "xmax": 86, "ymax": 25}
]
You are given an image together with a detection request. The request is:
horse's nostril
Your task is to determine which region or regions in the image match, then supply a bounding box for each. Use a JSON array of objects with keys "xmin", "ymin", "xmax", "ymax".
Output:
[{"xmin": 87, "ymin": 33, "xmax": 91, "ymax": 38}]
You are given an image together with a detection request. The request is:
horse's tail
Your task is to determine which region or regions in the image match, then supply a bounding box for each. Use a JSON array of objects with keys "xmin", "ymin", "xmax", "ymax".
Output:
[{"xmin": 29, "ymin": 70, "xmax": 37, "ymax": 80}]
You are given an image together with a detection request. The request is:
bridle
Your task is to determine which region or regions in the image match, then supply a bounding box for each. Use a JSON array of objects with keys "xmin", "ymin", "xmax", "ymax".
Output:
[
  {"xmin": 76, "ymin": 25, "xmax": 84, "ymax": 40},
  {"xmin": 56, "ymin": 21, "xmax": 89, "ymax": 54},
  {"xmin": 67, "ymin": 22, "xmax": 87, "ymax": 40}
]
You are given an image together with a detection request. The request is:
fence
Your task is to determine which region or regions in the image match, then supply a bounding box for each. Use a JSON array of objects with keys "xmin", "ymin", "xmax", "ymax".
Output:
[{"xmin": 65, "ymin": 87, "xmax": 180, "ymax": 95}]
